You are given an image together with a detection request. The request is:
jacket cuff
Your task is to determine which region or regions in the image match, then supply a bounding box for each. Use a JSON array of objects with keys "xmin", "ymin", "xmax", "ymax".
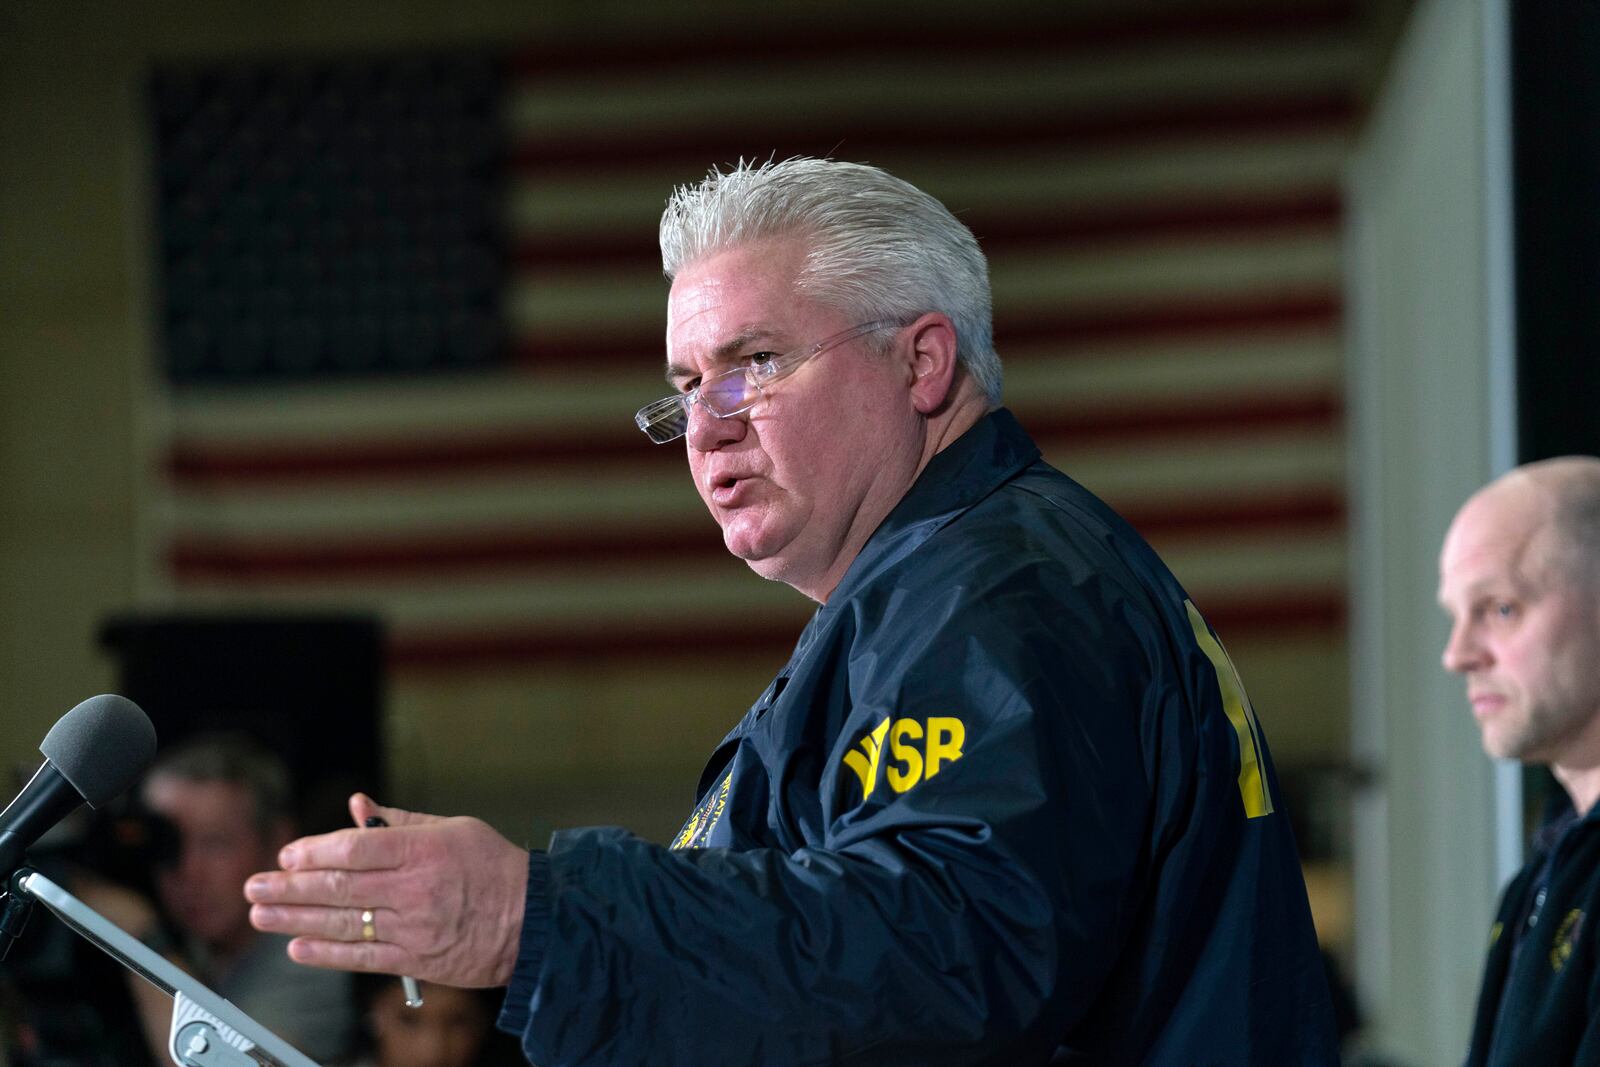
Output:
[{"xmin": 497, "ymin": 848, "xmax": 551, "ymax": 1037}]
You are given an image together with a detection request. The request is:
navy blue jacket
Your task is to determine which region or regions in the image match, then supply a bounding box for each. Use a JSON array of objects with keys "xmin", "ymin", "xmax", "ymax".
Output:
[
  {"xmin": 500, "ymin": 409, "xmax": 1337, "ymax": 1065},
  {"xmin": 1466, "ymin": 798, "xmax": 1600, "ymax": 1065}
]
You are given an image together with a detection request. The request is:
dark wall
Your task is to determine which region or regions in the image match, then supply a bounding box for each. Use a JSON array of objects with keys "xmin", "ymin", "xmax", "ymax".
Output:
[
  {"xmin": 1514, "ymin": 4, "xmax": 1600, "ymax": 460},
  {"xmin": 99, "ymin": 613, "xmax": 385, "ymax": 834}
]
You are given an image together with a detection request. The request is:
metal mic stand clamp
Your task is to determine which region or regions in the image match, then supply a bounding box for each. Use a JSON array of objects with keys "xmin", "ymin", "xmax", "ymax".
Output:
[
  {"xmin": 11, "ymin": 868, "xmax": 320, "ymax": 1067},
  {"xmin": 168, "ymin": 992, "xmax": 268, "ymax": 1067}
]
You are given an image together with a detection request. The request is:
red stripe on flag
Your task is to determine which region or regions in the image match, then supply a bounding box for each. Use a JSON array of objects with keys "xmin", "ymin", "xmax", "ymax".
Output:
[
  {"xmin": 510, "ymin": 95, "xmax": 1356, "ymax": 175},
  {"xmin": 1198, "ymin": 589, "xmax": 1345, "ymax": 635},
  {"xmin": 969, "ymin": 189, "xmax": 1342, "ymax": 253},
  {"xmin": 515, "ymin": 189, "xmax": 1343, "ymax": 273},
  {"xmin": 1029, "ymin": 390, "xmax": 1340, "ymax": 448},
  {"xmin": 166, "ymin": 489, "xmax": 1343, "ymax": 583},
  {"xmin": 166, "ymin": 386, "xmax": 1338, "ymax": 490},
  {"xmin": 166, "ymin": 433, "xmax": 681, "ymax": 485},
  {"xmin": 1124, "ymin": 489, "xmax": 1343, "ymax": 540},
  {"xmin": 510, "ymin": 3, "xmax": 1358, "ymax": 81},
  {"xmin": 510, "ymin": 289, "xmax": 1341, "ymax": 368},
  {"xmin": 386, "ymin": 587, "xmax": 1346, "ymax": 671},
  {"xmin": 997, "ymin": 290, "xmax": 1340, "ymax": 349},
  {"xmin": 390, "ymin": 616, "xmax": 810, "ymax": 671},
  {"xmin": 170, "ymin": 526, "xmax": 715, "ymax": 582}
]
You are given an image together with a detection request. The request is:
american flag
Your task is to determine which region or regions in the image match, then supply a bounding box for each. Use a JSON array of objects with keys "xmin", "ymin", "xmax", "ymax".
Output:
[{"xmin": 140, "ymin": 1, "xmax": 1359, "ymax": 840}]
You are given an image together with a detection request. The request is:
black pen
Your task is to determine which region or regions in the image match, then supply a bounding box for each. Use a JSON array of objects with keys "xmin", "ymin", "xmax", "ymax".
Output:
[{"xmin": 364, "ymin": 815, "xmax": 425, "ymax": 1008}]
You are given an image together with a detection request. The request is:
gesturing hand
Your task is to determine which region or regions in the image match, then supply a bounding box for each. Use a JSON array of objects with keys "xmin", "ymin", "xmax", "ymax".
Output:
[{"xmin": 245, "ymin": 793, "xmax": 529, "ymax": 988}]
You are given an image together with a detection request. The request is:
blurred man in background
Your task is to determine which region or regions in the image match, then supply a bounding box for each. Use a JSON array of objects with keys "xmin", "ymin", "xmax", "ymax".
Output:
[
  {"xmin": 137, "ymin": 734, "xmax": 357, "ymax": 1063},
  {"xmin": 1440, "ymin": 457, "xmax": 1600, "ymax": 1064},
  {"xmin": 247, "ymin": 157, "xmax": 1336, "ymax": 1065},
  {"xmin": 353, "ymin": 976, "xmax": 522, "ymax": 1067}
]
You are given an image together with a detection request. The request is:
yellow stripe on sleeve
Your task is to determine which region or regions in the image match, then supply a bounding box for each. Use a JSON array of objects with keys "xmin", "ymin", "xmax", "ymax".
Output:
[{"xmin": 1186, "ymin": 599, "xmax": 1275, "ymax": 818}]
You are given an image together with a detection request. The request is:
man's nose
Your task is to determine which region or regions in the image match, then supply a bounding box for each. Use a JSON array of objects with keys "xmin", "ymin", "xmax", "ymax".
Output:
[
  {"xmin": 685, "ymin": 397, "xmax": 746, "ymax": 452},
  {"xmin": 1442, "ymin": 619, "xmax": 1487, "ymax": 673}
]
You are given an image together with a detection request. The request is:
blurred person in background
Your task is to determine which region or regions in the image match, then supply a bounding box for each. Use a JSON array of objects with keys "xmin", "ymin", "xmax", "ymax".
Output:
[
  {"xmin": 353, "ymin": 976, "xmax": 522, "ymax": 1067},
  {"xmin": 131, "ymin": 733, "xmax": 357, "ymax": 1063},
  {"xmin": 246, "ymin": 157, "xmax": 1336, "ymax": 1065},
  {"xmin": 1440, "ymin": 457, "xmax": 1600, "ymax": 1065}
]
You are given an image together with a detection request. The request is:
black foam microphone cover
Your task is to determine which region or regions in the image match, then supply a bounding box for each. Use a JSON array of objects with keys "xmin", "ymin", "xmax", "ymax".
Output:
[
  {"xmin": 0, "ymin": 695, "xmax": 157, "ymax": 875},
  {"xmin": 39, "ymin": 694, "xmax": 157, "ymax": 807}
]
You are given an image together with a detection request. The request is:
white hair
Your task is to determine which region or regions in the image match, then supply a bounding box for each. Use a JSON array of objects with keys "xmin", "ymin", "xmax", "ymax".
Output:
[{"xmin": 659, "ymin": 158, "xmax": 1002, "ymax": 404}]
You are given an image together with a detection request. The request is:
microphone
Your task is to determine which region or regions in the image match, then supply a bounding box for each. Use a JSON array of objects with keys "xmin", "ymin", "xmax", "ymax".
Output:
[{"xmin": 0, "ymin": 694, "xmax": 157, "ymax": 876}]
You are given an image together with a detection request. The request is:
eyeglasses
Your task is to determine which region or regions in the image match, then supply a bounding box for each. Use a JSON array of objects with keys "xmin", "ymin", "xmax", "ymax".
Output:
[{"xmin": 634, "ymin": 319, "xmax": 901, "ymax": 444}]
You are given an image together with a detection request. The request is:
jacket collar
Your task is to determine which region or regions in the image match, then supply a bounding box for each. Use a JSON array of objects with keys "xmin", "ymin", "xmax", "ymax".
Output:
[{"xmin": 822, "ymin": 407, "xmax": 1039, "ymax": 608}]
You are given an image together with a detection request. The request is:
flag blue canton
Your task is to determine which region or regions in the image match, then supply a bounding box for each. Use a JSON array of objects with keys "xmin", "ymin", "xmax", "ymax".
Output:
[
  {"xmin": 150, "ymin": 54, "xmax": 508, "ymax": 384},
  {"xmin": 141, "ymin": 9, "xmax": 1356, "ymax": 703}
]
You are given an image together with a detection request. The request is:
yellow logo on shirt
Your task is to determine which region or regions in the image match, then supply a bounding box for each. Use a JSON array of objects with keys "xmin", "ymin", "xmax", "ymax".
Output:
[
  {"xmin": 842, "ymin": 716, "xmax": 966, "ymax": 800},
  {"xmin": 1551, "ymin": 909, "xmax": 1584, "ymax": 973},
  {"xmin": 671, "ymin": 769, "xmax": 732, "ymax": 850}
]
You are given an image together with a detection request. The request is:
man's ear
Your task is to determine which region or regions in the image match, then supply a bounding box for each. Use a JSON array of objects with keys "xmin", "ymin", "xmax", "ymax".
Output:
[{"xmin": 904, "ymin": 313, "xmax": 960, "ymax": 415}]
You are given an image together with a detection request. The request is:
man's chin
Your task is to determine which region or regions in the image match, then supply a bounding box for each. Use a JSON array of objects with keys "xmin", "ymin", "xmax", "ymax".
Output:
[
  {"xmin": 724, "ymin": 540, "xmax": 797, "ymax": 585},
  {"xmin": 720, "ymin": 518, "xmax": 811, "ymax": 585},
  {"xmin": 721, "ymin": 521, "xmax": 778, "ymax": 565},
  {"xmin": 1479, "ymin": 727, "xmax": 1517, "ymax": 761},
  {"xmin": 1483, "ymin": 730, "xmax": 1542, "ymax": 764}
]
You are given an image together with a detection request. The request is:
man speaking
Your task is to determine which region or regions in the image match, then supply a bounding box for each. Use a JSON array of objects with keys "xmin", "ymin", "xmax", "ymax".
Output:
[{"xmin": 245, "ymin": 158, "xmax": 1338, "ymax": 1064}]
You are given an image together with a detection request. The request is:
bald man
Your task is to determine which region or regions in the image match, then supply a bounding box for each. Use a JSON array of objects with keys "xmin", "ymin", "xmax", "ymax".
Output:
[{"xmin": 1438, "ymin": 456, "xmax": 1600, "ymax": 1065}]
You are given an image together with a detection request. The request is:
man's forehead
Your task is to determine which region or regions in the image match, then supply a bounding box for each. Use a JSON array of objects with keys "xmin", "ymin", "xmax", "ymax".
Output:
[
  {"xmin": 666, "ymin": 238, "xmax": 810, "ymax": 322},
  {"xmin": 666, "ymin": 268, "xmax": 728, "ymax": 322},
  {"xmin": 143, "ymin": 773, "xmax": 252, "ymax": 810},
  {"xmin": 1440, "ymin": 492, "xmax": 1554, "ymax": 594}
]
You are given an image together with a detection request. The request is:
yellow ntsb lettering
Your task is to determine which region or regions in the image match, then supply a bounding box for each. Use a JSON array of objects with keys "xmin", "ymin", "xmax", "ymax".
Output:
[
  {"xmin": 844, "ymin": 715, "xmax": 966, "ymax": 799},
  {"xmin": 887, "ymin": 718, "xmax": 922, "ymax": 792},
  {"xmin": 926, "ymin": 717, "xmax": 965, "ymax": 777},
  {"xmin": 842, "ymin": 718, "xmax": 892, "ymax": 800}
]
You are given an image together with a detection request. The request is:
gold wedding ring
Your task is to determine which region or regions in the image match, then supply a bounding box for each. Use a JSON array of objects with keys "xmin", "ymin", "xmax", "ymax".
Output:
[{"xmin": 360, "ymin": 908, "xmax": 377, "ymax": 942}]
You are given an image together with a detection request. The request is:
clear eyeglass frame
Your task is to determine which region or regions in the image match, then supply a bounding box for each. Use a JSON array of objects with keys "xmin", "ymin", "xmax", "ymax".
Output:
[{"xmin": 633, "ymin": 319, "xmax": 902, "ymax": 444}]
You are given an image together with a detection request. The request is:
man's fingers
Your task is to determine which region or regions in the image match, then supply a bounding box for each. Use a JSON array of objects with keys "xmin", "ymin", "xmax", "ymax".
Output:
[
  {"xmin": 275, "ymin": 824, "xmax": 405, "ymax": 872},
  {"xmin": 244, "ymin": 811, "xmax": 527, "ymax": 988},
  {"xmin": 348, "ymin": 792, "xmax": 390, "ymax": 828},
  {"xmin": 245, "ymin": 867, "xmax": 393, "ymax": 907},
  {"xmin": 349, "ymin": 792, "xmax": 441, "ymax": 830},
  {"xmin": 251, "ymin": 902, "xmax": 400, "ymax": 943},
  {"xmin": 284, "ymin": 935, "xmax": 412, "ymax": 975}
]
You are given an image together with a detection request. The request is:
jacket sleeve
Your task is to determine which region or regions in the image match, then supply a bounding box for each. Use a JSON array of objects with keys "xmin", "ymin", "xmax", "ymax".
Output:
[{"xmin": 500, "ymin": 572, "xmax": 1160, "ymax": 1067}]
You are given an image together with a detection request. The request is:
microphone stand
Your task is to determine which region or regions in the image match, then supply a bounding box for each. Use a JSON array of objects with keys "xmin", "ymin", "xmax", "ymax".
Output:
[{"xmin": 2, "ymin": 868, "xmax": 321, "ymax": 1067}]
